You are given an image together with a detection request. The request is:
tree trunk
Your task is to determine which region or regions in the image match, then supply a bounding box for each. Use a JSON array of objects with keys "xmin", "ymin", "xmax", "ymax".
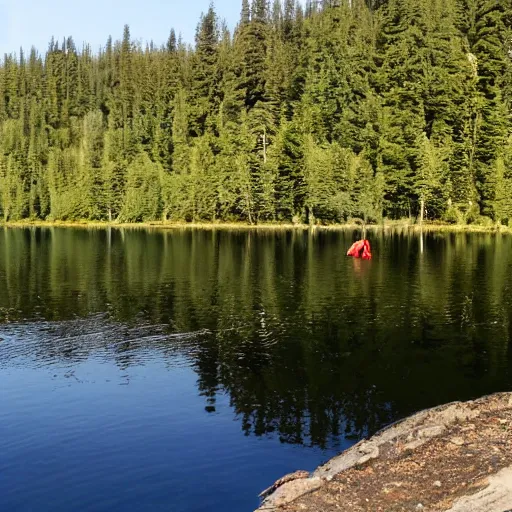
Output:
[
  {"xmin": 263, "ymin": 128, "xmax": 267, "ymax": 164},
  {"xmin": 308, "ymin": 205, "xmax": 315, "ymax": 226}
]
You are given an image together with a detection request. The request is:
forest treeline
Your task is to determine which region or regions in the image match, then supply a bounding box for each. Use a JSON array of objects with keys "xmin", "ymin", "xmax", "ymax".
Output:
[{"xmin": 1, "ymin": 0, "xmax": 512, "ymax": 224}]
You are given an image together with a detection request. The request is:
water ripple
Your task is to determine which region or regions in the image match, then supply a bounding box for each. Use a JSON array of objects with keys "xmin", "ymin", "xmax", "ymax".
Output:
[{"xmin": 0, "ymin": 314, "xmax": 210, "ymax": 369}]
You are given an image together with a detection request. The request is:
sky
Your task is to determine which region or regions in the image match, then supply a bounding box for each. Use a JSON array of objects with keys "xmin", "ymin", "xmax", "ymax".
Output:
[{"xmin": 0, "ymin": 0, "xmax": 241, "ymax": 57}]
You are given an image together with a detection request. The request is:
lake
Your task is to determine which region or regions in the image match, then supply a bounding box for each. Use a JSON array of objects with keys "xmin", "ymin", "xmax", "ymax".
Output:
[{"xmin": 1, "ymin": 227, "xmax": 511, "ymax": 511}]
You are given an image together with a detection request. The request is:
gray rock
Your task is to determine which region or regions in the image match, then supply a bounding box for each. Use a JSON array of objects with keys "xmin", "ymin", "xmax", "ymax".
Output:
[
  {"xmin": 447, "ymin": 467, "xmax": 512, "ymax": 512},
  {"xmin": 255, "ymin": 393, "xmax": 512, "ymax": 512},
  {"xmin": 259, "ymin": 478, "xmax": 322, "ymax": 510}
]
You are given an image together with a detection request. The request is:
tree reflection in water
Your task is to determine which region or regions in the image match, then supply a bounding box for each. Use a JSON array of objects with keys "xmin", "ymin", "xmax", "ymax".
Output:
[{"xmin": 1, "ymin": 227, "xmax": 512, "ymax": 449}]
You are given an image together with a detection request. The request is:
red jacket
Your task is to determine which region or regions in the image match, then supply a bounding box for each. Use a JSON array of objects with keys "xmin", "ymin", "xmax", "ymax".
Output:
[{"xmin": 347, "ymin": 239, "xmax": 372, "ymax": 260}]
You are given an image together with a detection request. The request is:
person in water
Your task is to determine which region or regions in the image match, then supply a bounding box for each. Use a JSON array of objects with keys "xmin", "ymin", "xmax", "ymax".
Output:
[{"xmin": 346, "ymin": 239, "xmax": 372, "ymax": 260}]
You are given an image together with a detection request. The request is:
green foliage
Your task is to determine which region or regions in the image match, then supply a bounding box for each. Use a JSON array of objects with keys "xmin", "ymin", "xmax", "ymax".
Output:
[
  {"xmin": 119, "ymin": 153, "xmax": 162, "ymax": 222},
  {"xmin": 415, "ymin": 133, "xmax": 451, "ymax": 219},
  {"xmin": 494, "ymin": 138, "xmax": 512, "ymax": 225},
  {"xmin": 1, "ymin": 0, "xmax": 511, "ymax": 224}
]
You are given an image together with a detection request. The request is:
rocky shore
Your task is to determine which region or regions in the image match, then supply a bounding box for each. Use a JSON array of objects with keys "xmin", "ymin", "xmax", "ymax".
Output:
[{"xmin": 257, "ymin": 393, "xmax": 512, "ymax": 512}]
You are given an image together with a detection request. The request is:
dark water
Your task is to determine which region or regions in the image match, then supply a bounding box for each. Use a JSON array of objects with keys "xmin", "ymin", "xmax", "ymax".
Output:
[{"xmin": 1, "ymin": 228, "xmax": 512, "ymax": 511}]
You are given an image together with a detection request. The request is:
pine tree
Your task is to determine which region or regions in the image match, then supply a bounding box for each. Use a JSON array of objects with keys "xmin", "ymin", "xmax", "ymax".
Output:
[
  {"xmin": 459, "ymin": 0, "xmax": 509, "ymax": 218},
  {"xmin": 190, "ymin": 5, "xmax": 221, "ymax": 137},
  {"xmin": 119, "ymin": 153, "xmax": 162, "ymax": 222}
]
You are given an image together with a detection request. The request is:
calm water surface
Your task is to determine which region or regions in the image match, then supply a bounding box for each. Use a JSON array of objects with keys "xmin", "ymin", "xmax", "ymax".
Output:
[{"xmin": 1, "ymin": 228, "xmax": 512, "ymax": 511}]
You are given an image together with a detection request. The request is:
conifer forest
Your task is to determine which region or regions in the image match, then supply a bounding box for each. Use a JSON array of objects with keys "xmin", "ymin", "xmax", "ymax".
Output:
[{"xmin": 1, "ymin": 0, "xmax": 512, "ymax": 225}]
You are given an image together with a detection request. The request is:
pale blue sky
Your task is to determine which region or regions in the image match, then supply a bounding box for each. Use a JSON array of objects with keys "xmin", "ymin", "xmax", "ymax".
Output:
[{"xmin": 0, "ymin": 0, "xmax": 241, "ymax": 57}]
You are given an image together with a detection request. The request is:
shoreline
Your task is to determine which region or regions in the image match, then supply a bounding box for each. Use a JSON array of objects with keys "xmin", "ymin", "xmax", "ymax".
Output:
[
  {"xmin": 1, "ymin": 220, "xmax": 510, "ymax": 234},
  {"xmin": 256, "ymin": 392, "xmax": 512, "ymax": 512}
]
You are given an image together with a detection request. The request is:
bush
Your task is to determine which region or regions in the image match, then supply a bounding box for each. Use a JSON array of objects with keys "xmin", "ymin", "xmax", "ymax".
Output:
[
  {"xmin": 442, "ymin": 206, "xmax": 463, "ymax": 224},
  {"xmin": 464, "ymin": 204, "xmax": 480, "ymax": 225},
  {"xmin": 472, "ymin": 215, "xmax": 494, "ymax": 227}
]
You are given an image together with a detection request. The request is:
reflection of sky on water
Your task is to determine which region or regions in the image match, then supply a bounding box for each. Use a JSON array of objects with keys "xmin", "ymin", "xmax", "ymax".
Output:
[{"xmin": 1, "ymin": 319, "xmax": 337, "ymax": 512}]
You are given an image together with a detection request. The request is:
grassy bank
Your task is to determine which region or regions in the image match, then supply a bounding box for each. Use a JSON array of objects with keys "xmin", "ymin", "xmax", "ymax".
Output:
[{"xmin": 1, "ymin": 219, "xmax": 510, "ymax": 234}]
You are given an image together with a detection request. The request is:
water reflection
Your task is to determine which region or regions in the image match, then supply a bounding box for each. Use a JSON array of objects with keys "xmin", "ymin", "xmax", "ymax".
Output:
[{"xmin": 1, "ymin": 227, "xmax": 512, "ymax": 450}]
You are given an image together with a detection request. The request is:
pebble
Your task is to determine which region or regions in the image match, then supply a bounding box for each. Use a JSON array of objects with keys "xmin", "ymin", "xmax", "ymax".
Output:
[
  {"xmin": 433, "ymin": 480, "xmax": 442, "ymax": 487},
  {"xmin": 416, "ymin": 504, "xmax": 424, "ymax": 510},
  {"xmin": 450, "ymin": 437, "xmax": 465, "ymax": 446}
]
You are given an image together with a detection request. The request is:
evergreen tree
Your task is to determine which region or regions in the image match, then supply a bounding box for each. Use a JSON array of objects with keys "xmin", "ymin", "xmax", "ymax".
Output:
[
  {"xmin": 190, "ymin": 5, "xmax": 221, "ymax": 137},
  {"xmin": 118, "ymin": 152, "xmax": 162, "ymax": 222},
  {"xmin": 460, "ymin": 0, "xmax": 510, "ymax": 218}
]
